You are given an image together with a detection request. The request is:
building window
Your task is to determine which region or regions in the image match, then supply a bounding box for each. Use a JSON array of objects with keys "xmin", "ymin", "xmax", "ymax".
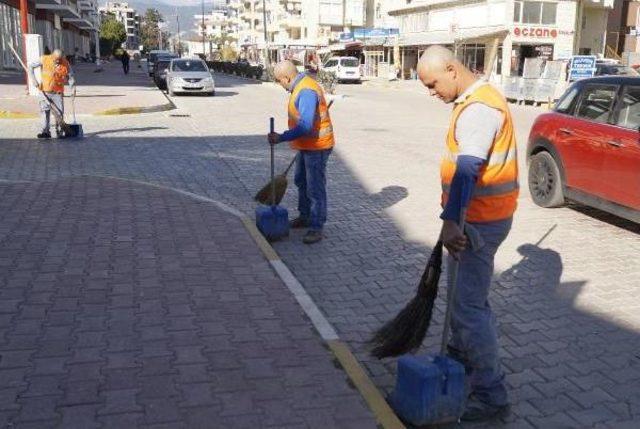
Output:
[{"xmin": 514, "ymin": 1, "xmax": 557, "ymax": 25}]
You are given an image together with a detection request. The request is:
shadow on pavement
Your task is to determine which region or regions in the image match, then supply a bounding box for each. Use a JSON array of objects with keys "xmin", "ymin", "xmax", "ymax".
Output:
[
  {"xmin": 88, "ymin": 127, "xmax": 169, "ymax": 137},
  {"xmin": 0, "ymin": 133, "xmax": 638, "ymax": 428}
]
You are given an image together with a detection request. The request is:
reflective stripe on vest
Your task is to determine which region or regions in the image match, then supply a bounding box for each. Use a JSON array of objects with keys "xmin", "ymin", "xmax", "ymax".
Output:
[{"xmin": 442, "ymin": 180, "xmax": 519, "ymax": 197}]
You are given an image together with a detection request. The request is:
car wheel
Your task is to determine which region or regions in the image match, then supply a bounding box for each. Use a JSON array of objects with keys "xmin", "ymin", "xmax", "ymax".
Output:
[
  {"xmin": 208, "ymin": 91, "xmax": 215, "ymax": 97},
  {"xmin": 528, "ymin": 151, "xmax": 565, "ymax": 208}
]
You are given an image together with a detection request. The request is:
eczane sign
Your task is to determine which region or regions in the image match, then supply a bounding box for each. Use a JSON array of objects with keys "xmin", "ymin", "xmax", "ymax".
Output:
[{"xmin": 513, "ymin": 27, "xmax": 558, "ymax": 38}]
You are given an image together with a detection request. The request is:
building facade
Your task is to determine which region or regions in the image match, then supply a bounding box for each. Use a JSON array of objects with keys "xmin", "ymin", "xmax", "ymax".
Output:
[
  {"xmin": 1, "ymin": 0, "xmax": 99, "ymax": 70},
  {"xmin": 389, "ymin": 0, "xmax": 614, "ymax": 79},
  {"xmin": 606, "ymin": 0, "xmax": 640, "ymax": 56},
  {"xmin": 98, "ymin": 2, "xmax": 140, "ymax": 50}
]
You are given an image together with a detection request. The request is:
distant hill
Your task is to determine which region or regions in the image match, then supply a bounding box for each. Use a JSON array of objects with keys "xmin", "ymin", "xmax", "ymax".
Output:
[{"xmin": 100, "ymin": 0, "xmax": 217, "ymax": 34}]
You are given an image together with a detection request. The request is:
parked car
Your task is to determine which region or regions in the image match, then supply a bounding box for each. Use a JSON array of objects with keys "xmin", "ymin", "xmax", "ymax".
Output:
[
  {"xmin": 147, "ymin": 50, "xmax": 171, "ymax": 76},
  {"xmin": 595, "ymin": 63, "xmax": 639, "ymax": 77},
  {"xmin": 322, "ymin": 56, "xmax": 361, "ymax": 83},
  {"xmin": 167, "ymin": 58, "xmax": 215, "ymax": 96},
  {"xmin": 153, "ymin": 58, "xmax": 172, "ymax": 90},
  {"xmin": 151, "ymin": 53, "xmax": 178, "ymax": 76},
  {"xmin": 527, "ymin": 76, "xmax": 640, "ymax": 223}
]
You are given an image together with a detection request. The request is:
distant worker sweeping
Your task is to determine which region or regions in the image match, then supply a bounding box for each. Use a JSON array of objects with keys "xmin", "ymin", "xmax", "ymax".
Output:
[
  {"xmin": 29, "ymin": 49, "xmax": 75, "ymax": 139},
  {"xmin": 268, "ymin": 60, "xmax": 335, "ymax": 245},
  {"xmin": 419, "ymin": 45, "xmax": 519, "ymax": 421}
]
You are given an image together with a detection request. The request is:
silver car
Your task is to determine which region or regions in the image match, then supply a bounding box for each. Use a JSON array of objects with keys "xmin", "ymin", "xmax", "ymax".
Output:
[{"xmin": 167, "ymin": 58, "xmax": 215, "ymax": 96}]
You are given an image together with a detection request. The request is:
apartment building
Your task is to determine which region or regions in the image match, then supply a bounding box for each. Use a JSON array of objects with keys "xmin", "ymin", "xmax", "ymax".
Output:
[
  {"xmin": 98, "ymin": 2, "xmax": 140, "ymax": 50},
  {"xmin": 389, "ymin": 0, "xmax": 614, "ymax": 79},
  {"xmin": 606, "ymin": 0, "xmax": 640, "ymax": 56},
  {"xmin": 1, "ymin": 0, "xmax": 99, "ymax": 70}
]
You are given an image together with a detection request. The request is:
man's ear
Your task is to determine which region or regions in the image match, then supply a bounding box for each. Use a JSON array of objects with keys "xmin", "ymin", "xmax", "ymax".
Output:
[{"xmin": 446, "ymin": 63, "xmax": 457, "ymax": 79}]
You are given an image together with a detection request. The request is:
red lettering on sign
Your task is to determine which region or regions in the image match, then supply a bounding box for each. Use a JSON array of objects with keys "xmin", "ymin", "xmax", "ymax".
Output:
[{"xmin": 513, "ymin": 26, "xmax": 558, "ymax": 39}]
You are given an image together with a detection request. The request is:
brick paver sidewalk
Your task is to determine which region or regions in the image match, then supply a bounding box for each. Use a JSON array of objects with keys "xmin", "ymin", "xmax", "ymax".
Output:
[
  {"xmin": 0, "ymin": 60, "xmax": 169, "ymax": 116},
  {"xmin": 0, "ymin": 176, "xmax": 377, "ymax": 428}
]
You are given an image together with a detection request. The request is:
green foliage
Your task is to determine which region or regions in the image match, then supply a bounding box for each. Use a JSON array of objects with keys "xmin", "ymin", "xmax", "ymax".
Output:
[
  {"xmin": 316, "ymin": 69, "xmax": 337, "ymax": 94},
  {"xmin": 140, "ymin": 8, "xmax": 166, "ymax": 51},
  {"xmin": 99, "ymin": 13, "xmax": 126, "ymax": 55}
]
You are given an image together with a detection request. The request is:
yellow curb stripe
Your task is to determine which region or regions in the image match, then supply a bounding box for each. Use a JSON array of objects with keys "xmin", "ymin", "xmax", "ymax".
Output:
[
  {"xmin": 93, "ymin": 102, "xmax": 174, "ymax": 116},
  {"xmin": 241, "ymin": 217, "xmax": 279, "ymax": 261},
  {"xmin": 0, "ymin": 110, "xmax": 38, "ymax": 119},
  {"xmin": 327, "ymin": 340, "xmax": 406, "ymax": 429}
]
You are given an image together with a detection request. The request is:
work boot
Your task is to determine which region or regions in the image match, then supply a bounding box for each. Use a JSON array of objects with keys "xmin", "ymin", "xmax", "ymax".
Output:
[
  {"xmin": 37, "ymin": 131, "xmax": 51, "ymax": 139},
  {"xmin": 461, "ymin": 396, "xmax": 509, "ymax": 422},
  {"xmin": 289, "ymin": 217, "xmax": 309, "ymax": 229},
  {"xmin": 302, "ymin": 230, "xmax": 323, "ymax": 245}
]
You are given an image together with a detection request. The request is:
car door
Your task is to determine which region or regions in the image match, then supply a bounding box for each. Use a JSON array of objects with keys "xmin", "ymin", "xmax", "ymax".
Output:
[
  {"xmin": 555, "ymin": 83, "xmax": 619, "ymax": 199},
  {"xmin": 606, "ymin": 84, "xmax": 640, "ymax": 209}
]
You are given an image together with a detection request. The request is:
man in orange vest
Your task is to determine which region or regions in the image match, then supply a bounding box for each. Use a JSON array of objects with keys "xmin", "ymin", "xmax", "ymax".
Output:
[
  {"xmin": 417, "ymin": 45, "xmax": 518, "ymax": 421},
  {"xmin": 29, "ymin": 49, "xmax": 75, "ymax": 139},
  {"xmin": 268, "ymin": 60, "xmax": 335, "ymax": 244}
]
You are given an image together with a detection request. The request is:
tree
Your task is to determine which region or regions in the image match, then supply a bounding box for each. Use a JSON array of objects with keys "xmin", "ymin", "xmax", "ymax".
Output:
[
  {"xmin": 99, "ymin": 13, "xmax": 126, "ymax": 56},
  {"xmin": 140, "ymin": 8, "xmax": 168, "ymax": 52}
]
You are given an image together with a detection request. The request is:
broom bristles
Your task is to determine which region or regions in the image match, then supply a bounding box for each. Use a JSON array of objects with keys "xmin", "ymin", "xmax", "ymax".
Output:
[
  {"xmin": 254, "ymin": 175, "xmax": 288, "ymax": 205},
  {"xmin": 370, "ymin": 242, "xmax": 444, "ymax": 359}
]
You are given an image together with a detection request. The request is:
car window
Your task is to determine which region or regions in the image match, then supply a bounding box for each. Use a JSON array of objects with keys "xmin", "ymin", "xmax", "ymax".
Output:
[
  {"xmin": 574, "ymin": 85, "xmax": 618, "ymax": 124},
  {"xmin": 172, "ymin": 60, "xmax": 207, "ymax": 72},
  {"xmin": 555, "ymin": 84, "xmax": 579, "ymax": 114},
  {"xmin": 615, "ymin": 85, "xmax": 640, "ymax": 130},
  {"xmin": 324, "ymin": 60, "xmax": 336, "ymax": 68},
  {"xmin": 340, "ymin": 58, "xmax": 359, "ymax": 67}
]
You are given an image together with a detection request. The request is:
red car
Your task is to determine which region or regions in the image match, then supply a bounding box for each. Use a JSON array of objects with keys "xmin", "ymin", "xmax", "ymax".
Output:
[{"xmin": 527, "ymin": 76, "xmax": 640, "ymax": 223}]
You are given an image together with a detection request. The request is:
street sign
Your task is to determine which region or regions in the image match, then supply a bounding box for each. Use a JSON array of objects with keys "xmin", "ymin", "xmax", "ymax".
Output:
[{"xmin": 569, "ymin": 55, "xmax": 597, "ymax": 81}]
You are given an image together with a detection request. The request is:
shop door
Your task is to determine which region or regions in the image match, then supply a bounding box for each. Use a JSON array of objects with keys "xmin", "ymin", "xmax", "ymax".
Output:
[{"xmin": 364, "ymin": 51, "xmax": 383, "ymax": 78}]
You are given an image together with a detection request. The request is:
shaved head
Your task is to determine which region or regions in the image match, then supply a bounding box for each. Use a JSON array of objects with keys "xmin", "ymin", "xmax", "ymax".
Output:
[
  {"xmin": 52, "ymin": 49, "xmax": 63, "ymax": 60},
  {"xmin": 417, "ymin": 45, "xmax": 456, "ymax": 75},
  {"xmin": 273, "ymin": 60, "xmax": 299, "ymax": 91},
  {"xmin": 416, "ymin": 45, "xmax": 475, "ymax": 104}
]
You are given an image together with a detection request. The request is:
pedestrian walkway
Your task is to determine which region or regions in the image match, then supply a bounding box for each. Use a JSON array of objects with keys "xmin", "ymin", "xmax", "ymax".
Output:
[
  {"xmin": 0, "ymin": 176, "xmax": 378, "ymax": 428},
  {"xmin": 0, "ymin": 60, "xmax": 170, "ymax": 117}
]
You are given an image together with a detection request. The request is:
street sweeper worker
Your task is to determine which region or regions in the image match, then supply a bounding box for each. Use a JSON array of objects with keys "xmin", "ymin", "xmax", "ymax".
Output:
[
  {"xmin": 29, "ymin": 49, "xmax": 75, "ymax": 139},
  {"xmin": 268, "ymin": 60, "xmax": 334, "ymax": 245},
  {"xmin": 417, "ymin": 45, "xmax": 518, "ymax": 422}
]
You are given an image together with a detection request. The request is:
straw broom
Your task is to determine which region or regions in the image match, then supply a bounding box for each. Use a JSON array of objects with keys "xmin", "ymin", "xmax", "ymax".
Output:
[{"xmin": 370, "ymin": 241, "xmax": 444, "ymax": 359}]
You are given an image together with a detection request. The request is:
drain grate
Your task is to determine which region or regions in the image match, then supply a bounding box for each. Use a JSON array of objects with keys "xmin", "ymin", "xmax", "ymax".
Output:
[{"xmin": 169, "ymin": 113, "xmax": 191, "ymax": 117}]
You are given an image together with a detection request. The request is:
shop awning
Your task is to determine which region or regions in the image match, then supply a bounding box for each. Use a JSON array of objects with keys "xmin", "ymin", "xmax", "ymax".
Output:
[
  {"xmin": 392, "ymin": 27, "xmax": 508, "ymax": 47},
  {"xmin": 64, "ymin": 18, "xmax": 95, "ymax": 31},
  {"xmin": 35, "ymin": 3, "xmax": 82, "ymax": 20},
  {"xmin": 329, "ymin": 41, "xmax": 363, "ymax": 51}
]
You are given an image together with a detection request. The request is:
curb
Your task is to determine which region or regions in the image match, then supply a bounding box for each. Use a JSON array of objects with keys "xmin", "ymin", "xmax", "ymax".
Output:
[{"xmin": 92, "ymin": 176, "xmax": 405, "ymax": 429}]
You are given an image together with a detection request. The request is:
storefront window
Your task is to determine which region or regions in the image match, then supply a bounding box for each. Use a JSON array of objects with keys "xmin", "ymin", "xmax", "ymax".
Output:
[{"xmin": 514, "ymin": 1, "xmax": 557, "ymax": 25}]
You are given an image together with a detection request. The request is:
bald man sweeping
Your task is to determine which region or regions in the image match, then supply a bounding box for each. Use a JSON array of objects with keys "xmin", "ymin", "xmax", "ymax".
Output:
[
  {"xmin": 268, "ymin": 61, "xmax": 334, "ymax": 244},
  {"xmin": 418, "ymin": 46, "xmax": 518, "ymax": 421}
]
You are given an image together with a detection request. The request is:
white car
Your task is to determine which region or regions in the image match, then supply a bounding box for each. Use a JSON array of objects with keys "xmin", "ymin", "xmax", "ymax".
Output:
[
  {"xmin": 167, "ymin": 58, "xmax": 215, "ymax": 96},
  {"xmin": 323, "ymin": 56, "xmax": 361, "ymax": 83}
]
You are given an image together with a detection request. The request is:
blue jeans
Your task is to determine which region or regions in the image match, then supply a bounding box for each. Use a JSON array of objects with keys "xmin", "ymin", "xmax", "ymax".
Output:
[
  {"xmin": 447, "ymin": 218, "xmax": 512, "ymax": 407},
  {"xmin": 294, "ymin": 149, "xmax": 332, "ymax": 231}
]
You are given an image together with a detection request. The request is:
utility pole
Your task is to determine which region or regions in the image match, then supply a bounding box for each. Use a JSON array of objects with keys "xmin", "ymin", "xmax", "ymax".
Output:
[
  {"xmin": 262, "ymin": 0, "xmax": 269, "ymax": 67},
  {"xmin": 202, "ymin": 0, "xmax": 206, "ymax": 59},
  {"xmin": 19, "ymin": 0, "xmax": 29, "ymax": 85},
  {"xmin": 176, "ymin": 10, "xmax": 181, "ymax": 56}
]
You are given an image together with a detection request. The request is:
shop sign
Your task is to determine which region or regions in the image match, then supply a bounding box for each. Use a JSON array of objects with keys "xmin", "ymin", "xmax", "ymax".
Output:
[
  {"xmin": 513, "ymin": 27, "xmax": 558, "ymax": 39},
  {"xmin": 569, "ymin": 55, "xmax": 597, "ymax": 81},
  {"xmin": 340, "ymin": 28, "xmax": 399, "ymax": 42}
]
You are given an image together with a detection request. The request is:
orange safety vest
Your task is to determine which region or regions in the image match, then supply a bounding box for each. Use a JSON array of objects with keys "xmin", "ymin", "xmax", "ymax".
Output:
[
  {"xmin": 441, "ymin": 83, "xmax": 519, "ymax": 223},
  {"xmin": 41, "ymin": 55, "xmax": 70, "ymax": 94},
  {"xmin": 288, "ymin": 75, "xmax": 335, "ymax": 151}
]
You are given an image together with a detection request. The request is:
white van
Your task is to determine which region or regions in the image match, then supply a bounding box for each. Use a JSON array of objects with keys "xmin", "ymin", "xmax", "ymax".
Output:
[{"xmin": 323, "ymin": 56, "xmax": 361, "ymax": 83}]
